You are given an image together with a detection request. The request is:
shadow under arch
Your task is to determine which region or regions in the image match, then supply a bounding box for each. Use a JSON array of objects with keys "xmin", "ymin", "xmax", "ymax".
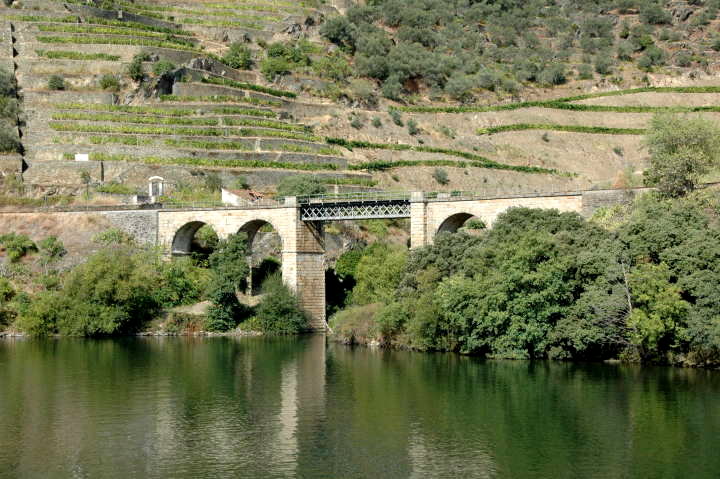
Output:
[
  {"xmin": 171, "ymin": 221, "xmax": 218, "ymax": 256},
  {"xmin": 437, "ymin": 213, "xmax": 477, "ymax": 235}
]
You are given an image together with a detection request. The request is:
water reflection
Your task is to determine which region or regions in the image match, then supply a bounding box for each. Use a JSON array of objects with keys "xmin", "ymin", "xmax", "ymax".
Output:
[{"xmin": 0, "ymin": 337, "xmax": 719, "ymax": 478}]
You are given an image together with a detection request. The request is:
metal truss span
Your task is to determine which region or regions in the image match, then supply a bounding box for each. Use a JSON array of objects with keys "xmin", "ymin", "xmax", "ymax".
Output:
[{"xmin": 300, "ymin": 200, "xmax": 411, "ymax": 221}]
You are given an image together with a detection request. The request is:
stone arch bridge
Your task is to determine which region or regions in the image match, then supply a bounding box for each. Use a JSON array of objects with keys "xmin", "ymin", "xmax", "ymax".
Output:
[{"xmin": 154, "ymin": 189, "xmax": 632, "ymax": 330}]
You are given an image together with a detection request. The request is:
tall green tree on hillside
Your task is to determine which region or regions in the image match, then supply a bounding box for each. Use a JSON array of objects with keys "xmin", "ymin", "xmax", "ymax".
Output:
[{"xmin": 644, "ymin": 114, "xmax": 720, "ymax": 198}]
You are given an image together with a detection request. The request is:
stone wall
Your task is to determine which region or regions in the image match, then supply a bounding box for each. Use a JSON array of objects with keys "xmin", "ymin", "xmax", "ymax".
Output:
[
  {"xmin": 581, "ymin": 188, "xmax": 647, "ymax": 217},
  {"xmin": 415, "ymin": 193, "xmax": 585, "ymax": 248},
  {"xmin": 65, "ymin": 3, "xmax": 182, "ymax": 31},
  {"xmin": 101, "ymin": 209, "xmax": 158, "ymax": 244},
  {"xmin": 23, "ymin": 160, "xmax": 103, "ymax": 185},
  {"xmin": 172, "ymin": 82, "xmax": 291, "ymax": 107}
]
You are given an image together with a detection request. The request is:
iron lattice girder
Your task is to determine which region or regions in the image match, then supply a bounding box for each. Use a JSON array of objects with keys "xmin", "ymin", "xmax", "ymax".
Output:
[{"xmin": 300, "ymin": 200, "xmax": 411, "ymax": 221}]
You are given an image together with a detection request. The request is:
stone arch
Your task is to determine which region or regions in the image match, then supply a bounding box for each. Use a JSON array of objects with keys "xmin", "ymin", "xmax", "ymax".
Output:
[
  {"xmin": 437, "ymin": 212, "xmax": 477, "ymax": 235},
  {"xmin": 238, "ymin": 218, "xmax": 284, "ymax": 252},
  {"xmin": 238, "ymin": 219, "xmax": 284, "ymax": 295},
  {"xmin": 171, "ymin": 221, "xmax": 217, "ymax": 256}
]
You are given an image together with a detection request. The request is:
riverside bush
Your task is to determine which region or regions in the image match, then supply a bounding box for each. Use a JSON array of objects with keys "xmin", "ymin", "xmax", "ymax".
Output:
[
  {"xmin": 331, "ymin": 190, "xmax": 720, "ymax": 366},
  {"xmin": 255, "ymin": 274, "xmax": 308, "ymax": 334}
]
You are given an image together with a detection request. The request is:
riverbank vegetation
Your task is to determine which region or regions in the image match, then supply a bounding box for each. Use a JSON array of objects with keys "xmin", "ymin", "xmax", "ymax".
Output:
[
  {"xmin": 330, "ymin": 114, "xmax": 720, "ymax": 367},
  {"xmin": 0, "ymin": 231, "xmax": 308, "ymax": 336},
  {"xmin": 331, "ymin": 188, "xmax": 720, "ymax": 367}
]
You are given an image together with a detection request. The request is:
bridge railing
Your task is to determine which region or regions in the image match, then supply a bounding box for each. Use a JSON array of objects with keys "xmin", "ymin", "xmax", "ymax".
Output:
[{"xmin": 297, "ymin": 191, "xmax": 412, "ymax": 204}]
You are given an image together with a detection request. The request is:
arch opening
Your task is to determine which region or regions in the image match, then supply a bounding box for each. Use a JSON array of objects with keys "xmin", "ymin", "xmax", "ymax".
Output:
[
  {"xmin": 437, "ymin": 213, "xmax": 485, "ymax": 235},
  {"xmin": 238, "ymin": 219, "xmax": 282, "ymax": 296},
  {"xmin": 171, "ymin": 221, "xmax": 219, "ymax": 263}
]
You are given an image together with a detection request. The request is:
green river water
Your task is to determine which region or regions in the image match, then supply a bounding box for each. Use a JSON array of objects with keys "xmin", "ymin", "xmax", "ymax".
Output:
[{"xmin": 0, "ymin": 335, "xmax": 718, "ymax": 478}]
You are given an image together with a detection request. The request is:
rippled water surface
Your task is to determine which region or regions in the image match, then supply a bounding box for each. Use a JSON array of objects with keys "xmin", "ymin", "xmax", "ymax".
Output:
[{"xmin": 1, "ymin": 336, "xmax": 719, "ymax": 478}]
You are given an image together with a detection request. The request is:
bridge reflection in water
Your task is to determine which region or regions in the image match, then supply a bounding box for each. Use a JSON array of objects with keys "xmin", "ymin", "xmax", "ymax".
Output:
[{"xmin": 2, "ymin": 335, "xmax": 717, "ymax": 478}]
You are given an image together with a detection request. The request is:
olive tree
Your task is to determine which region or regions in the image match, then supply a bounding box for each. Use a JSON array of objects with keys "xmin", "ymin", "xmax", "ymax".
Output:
[{"xmin": 644, "ymin": 114, "xmax": 720, "ymax": 197}]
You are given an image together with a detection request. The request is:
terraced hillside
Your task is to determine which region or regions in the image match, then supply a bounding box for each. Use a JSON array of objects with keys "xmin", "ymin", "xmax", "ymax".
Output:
[{"xmin": 2, "ymin": 0, "xmax": 720, "ymax": 204}]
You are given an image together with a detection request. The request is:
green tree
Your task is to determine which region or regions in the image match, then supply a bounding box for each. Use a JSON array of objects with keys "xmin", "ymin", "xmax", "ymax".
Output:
[
  {"xmin": 643, "ymin": 114, "xmax": 720, "ymax": 197},
  {"xmin": 205, "ymin": 233, "xmax": 250, "ymax": 331},
  {"xmin": 37, "ymin": 236, "xmax": 66, "ymax": 273},
  {"xmin": 276, "ymin": 175, "xmax": 327, "ymax": 197},
  {"xmin": 223, "ymin": 42, "xmax": 253, "ymax": 70},
  {"xmin": 351, "ymin": 243, "xmax": 407, "ymax": 305},
  {"xmin": 17, "ymin": 247, "xmax": 163, "ymax": 336},
  {"xmin": 628, "ymin": 263, "xmax": 690, "ymax": 359},
  {"xmin": 0, "ymin": 233, "xmax": 37, "ymax": 263},
  {"xmin": 255, "ymin": 274, "xmax": 308, "ymax": 334}
]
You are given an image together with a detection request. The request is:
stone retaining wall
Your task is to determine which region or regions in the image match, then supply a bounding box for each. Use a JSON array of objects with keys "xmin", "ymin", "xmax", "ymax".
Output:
[
  {"xmin": 580, "ymin": 188, "xmax": 647, "ymax": 216},
  {"xmin": 101, "ymin": 209, "xmax": 158, "ymax": 244},
  {"xmin": 172, "ymin": 82, "xmax": 290, "ymax": 107},
  {"xmin": 65, "ymin": 4, "xmax": 182, "ymax": 31}
]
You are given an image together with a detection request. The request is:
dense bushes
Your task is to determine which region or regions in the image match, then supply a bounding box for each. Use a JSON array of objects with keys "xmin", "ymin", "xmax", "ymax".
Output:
[
  {"xmin": 331, "ymin": 190, "xmax": 720, "ymax": 367},
  {"xmin": 318, "ymin": 0, "xmax": 691, "ymax": 100},
  {"xmin": 276, "ymin": 175, "xmax": 328, "ymax": 197},
  {"xmin": 4, "ymin": 231, "xmax": 308, "ymax": 336},
  {"xmin": 205, "ymin": 233, "xmax": 250, "ymax": 331},
  {"xmin": 254, "ymin": 274, "xmax": 308, "ymax": 334},
  {"xmin": 643, "ymin": 114, "xmax": 720, "ymax": 197},
  {"xmin": 223, "ymin": 42, "xmax": 253, "ymax": 70}
]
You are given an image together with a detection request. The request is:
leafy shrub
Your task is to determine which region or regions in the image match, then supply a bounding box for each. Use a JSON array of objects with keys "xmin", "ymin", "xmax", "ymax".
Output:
[
  {"xmin": 312, "ymin": 51, "xmax": 351, "ymax": 81},
  {"xmin": 0, "ymin": 67, "xmax": 15, "ymax": 97},
  {"xmin": 349, "ymin": 78, "xmax": 377, "ymax": 106},
  {"xmin": 47, "ymin": 75, "xmax": 65, "ymax": 91},
  {"xmin": 223, "ymin": 42, "xmax": 253, "ymax": 70},
  {"xmin": 675, "ymin": 51, "xmax": 692, "ymax": 67},
  {"xmin": 578, "ymin": 63, "xmax": 594, "ymax": 80},
  {"xmin": 349, "ymin": 113, "xmax": 364, "ymax": 129},
  {"xmin": 371, "ymin": 116, "xmax": 382, "ymax": 128},
  {"xmin": 276, "ymin": 175, "xmax": 327, "ymax": 197},
  {"xmin": 204, "ymin": 173, "xmax": 223, "ymax": 192},
  {"xmin": 0, "ymin": 233, "xmax": 37, "ymax": 262},
  {"xmin": 152, "ymin": 60, "xmax": 175, "ymax": 77},
  {"xmin": 432, "ymin": 167, "xmax": 449, "ymax": 185},
  {"xmin": 0, "ymin": 130, "xmax": 20, "ymax": 153},
  {"xmin": 538, "ymin": 64, "xmax": 566, "ymax": 86},
  {"xmin": 16, "ymin": 247, "xmax": 163, "ymax": 336},
  {"xmin": 407, "ymin": 118, "xmax": 420, "ymax": 135},
  {"xmin": 255, "ymin": 274, "xmax": 308, "ymax": 334},
  {"xmin": 640, "ymin": 2, "xmax": 672, "ymax": 25},
  {"xmin": 127, "ymin": 52, "xmax": 148, "ymax": 82},
  {"xmin": 643, "ymin": 114, "xmax": 720, "ymax": 197},
  {"xmin": 205, "ymin": 234, "xmax": 250, "ymax": 331},
  {"xmin": 389, "ymin": 109, "xmax": 403, "ymax": 126},
  {"xmin": 638, "ymin": 46, "xmax": 666, "ymax": 70},
  {"xmin": 98, "ymin": 74, "xmax": 120, "ymax": 91},
  {"xmin": 595, "ymin": 56, "xmax": 613, "ymax": 75}
]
